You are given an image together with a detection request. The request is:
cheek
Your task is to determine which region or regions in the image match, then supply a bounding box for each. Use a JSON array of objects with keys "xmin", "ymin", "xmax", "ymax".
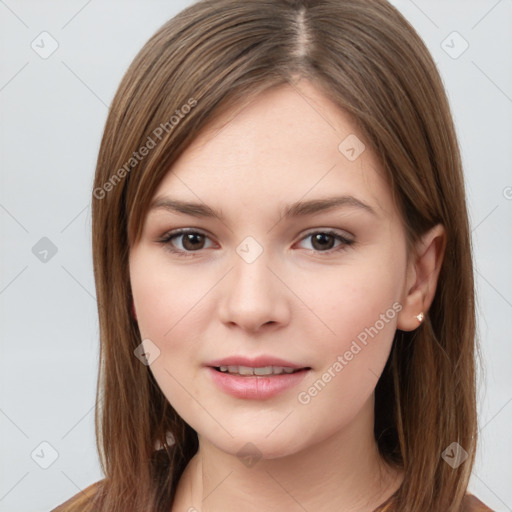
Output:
[
  {"xmin": 129, "ymin": 249, "xmax": 223, "ymax": 416},
  {"xmin": 305, "ymin": 250, "xmax": 404, "ymax": 379},
  {"xmin": 130, "ymin": 249, "xmax": 208, "ymax": 341},
  {"xmin": 317, "ymin": 256, "xmax": 401, "ymax": 330},
  {"xmin": 129, "ymin": 253, "xmax": 206, "ymax": 407}
]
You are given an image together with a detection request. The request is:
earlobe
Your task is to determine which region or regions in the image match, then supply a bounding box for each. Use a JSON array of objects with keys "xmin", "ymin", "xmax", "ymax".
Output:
[{"xmin": 397, "ymin": 224, "xmax": 446, "ymax": 332}]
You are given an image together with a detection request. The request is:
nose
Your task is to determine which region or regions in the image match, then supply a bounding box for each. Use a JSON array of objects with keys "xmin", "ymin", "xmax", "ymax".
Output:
[{"xmin": 218, "ymin": 248, "xmax": 290, "ymax": 333}]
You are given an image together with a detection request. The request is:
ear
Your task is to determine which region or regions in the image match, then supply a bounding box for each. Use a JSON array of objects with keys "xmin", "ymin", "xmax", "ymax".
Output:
[{"xmin": 397, "ymin": 224, "xmax": 446, "ymax": 331}]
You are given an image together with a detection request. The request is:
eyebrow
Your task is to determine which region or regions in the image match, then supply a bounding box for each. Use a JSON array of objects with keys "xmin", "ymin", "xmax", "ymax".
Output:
[{"xmin": 149, "ymin": 194, "xmax": 377, "ymax": 220}]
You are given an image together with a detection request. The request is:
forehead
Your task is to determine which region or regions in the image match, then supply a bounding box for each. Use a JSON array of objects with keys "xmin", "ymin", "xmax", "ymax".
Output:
[{"xmin": 151, "ymin": 80, "xmax": 394, "ymax": 220}]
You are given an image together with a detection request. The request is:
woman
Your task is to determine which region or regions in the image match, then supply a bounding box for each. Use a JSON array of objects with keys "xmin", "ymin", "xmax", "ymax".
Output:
[{"xmin": 53, "ymin": 0, "xmax": 493, "ymax": 510}]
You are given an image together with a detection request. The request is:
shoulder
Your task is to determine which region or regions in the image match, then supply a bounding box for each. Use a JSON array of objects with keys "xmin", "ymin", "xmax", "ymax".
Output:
[
  {"xmin": 51, "ymin": 480, "xmax": 105, "ymax": 512},
  {"xmin": 462, "ymin": 492, "xmax": 495, "ymax": 512}
]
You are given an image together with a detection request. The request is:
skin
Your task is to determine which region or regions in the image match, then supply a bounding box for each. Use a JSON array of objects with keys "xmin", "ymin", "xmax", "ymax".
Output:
[{"xmin": 129, "ymin": 79, "xmax": 446, "ymax": 512}]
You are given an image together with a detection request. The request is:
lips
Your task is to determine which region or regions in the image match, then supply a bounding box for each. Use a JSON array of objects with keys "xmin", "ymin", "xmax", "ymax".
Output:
[
  {"xmin": 216, "ymin": 365, "xmax": 299, "ymax": 376},
  {"xmin": 205, "ymin": 355, "xmax": 312, "ymax": 398},
  {"xmin": 206, "ymin": 366, "xmax": 311, "ymax": 400},
  {"xmin": 205, "ymin": 355, "xmax": 311, "ymax": 370}
]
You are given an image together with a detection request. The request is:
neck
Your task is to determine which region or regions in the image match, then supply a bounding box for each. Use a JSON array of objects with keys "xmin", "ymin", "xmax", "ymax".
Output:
[{"xmin": 172, "ymin": 395, "xmax": 403, "ymax": 512}]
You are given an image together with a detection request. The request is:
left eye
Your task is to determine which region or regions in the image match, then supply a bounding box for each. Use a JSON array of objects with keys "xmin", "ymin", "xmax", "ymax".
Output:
[
  {"xmin": 297, "ymin": 230, "xmax": 354, "ymax": 253},
  {"xmin": 158, "ymin": 229, "xmax": 354, "ymax": 257}
]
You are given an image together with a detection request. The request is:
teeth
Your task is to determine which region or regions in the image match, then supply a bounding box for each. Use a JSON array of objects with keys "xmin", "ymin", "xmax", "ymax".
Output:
[{"xmin": 218, "ymin": 365, "xmax": 298, "ymax": 375}]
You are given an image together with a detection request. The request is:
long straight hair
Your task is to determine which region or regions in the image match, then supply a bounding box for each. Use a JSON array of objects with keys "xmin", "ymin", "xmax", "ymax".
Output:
[{"xmin": 54, "ymin": 1, "xmax": 480, "ymax": 510}]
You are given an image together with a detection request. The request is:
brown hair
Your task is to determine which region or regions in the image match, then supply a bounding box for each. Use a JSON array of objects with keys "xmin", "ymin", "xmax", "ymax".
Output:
[{"xmin": 53, "ymin": 0, "xmax": 482, "ymax": 510}]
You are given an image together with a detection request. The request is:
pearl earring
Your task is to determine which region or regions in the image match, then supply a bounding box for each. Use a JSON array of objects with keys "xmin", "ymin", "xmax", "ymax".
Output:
[{"xmin": 416, "ymin": 312, "xmax": 424, "ymax": 323}]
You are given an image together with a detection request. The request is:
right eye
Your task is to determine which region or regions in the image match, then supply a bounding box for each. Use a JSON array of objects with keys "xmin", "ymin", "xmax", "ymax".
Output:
[{"xmin": 158, "ymin": 229, "xmax": 215, "ymax": 257}]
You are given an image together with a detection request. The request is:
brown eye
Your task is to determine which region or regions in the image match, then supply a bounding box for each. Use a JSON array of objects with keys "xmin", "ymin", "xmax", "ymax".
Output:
[
  {"xmin": 180, "ymin": 232, "xmax": 206, "ymax": 251},
  {"xmin": 310, "ymin": 233, "xmax": 336, "ymax": 251},
  {"xmin": 158, "ymin": 229, "xmax": 214, "ymax": 257},
  {"xmin": 298, "ymin": 230, "xmax": 354, "ymax": 254}
]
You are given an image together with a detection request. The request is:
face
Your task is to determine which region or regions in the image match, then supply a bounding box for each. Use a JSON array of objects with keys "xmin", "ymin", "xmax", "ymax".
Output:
[{"xmin": 129, "ymin": 79, "xmax": 410, "ymax": 459}]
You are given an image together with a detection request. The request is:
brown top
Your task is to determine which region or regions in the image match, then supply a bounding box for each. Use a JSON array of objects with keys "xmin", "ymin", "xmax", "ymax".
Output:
[
  {"xmin": 462, "ymin": 493, "xmax": 494, "ymax": 511},
  {"xmin": 51, "ymin": 483, "xmax": 494, "ymax": 511},
  {"xmin": 376, "ymin": 492, "xmax": 494, "ymax": 511}
]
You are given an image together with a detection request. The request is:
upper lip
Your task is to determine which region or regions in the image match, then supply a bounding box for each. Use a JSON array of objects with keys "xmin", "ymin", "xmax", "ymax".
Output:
[{"xmin": 206, "ymin": 355, "xmax": 310, "ymax": 369}]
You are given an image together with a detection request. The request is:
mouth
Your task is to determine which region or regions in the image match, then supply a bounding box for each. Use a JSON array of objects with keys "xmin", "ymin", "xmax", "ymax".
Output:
[
  {"xmin": 207, "ymin": 364, "xmax": 312, "ymax": 399},
  {"xmin": 211, "ymin": 365, "xmax": 311, "ymax": 376}
]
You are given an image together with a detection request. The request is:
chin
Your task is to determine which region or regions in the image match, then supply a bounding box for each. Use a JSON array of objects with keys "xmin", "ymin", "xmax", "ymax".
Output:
[{"xmin": 206, "ymin": 430, "xmax": 308, "ymax": 462}]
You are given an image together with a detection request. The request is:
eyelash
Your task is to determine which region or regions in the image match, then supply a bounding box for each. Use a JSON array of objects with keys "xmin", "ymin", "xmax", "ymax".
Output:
[{"xmin": 157, "ymin": 228, "xmax": 355, "ymax": 258}]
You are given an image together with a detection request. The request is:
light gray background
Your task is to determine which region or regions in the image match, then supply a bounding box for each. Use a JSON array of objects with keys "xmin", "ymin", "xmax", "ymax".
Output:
[{"xmin": 1, "ymin": 1, "xmax": 511, "ymax": 511}]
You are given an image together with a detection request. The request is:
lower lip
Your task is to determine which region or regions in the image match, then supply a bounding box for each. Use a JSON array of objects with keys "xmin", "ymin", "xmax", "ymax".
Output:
[{"xmin": 206, "ymin": 367, "xmax": 311, "ymax": 400}]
